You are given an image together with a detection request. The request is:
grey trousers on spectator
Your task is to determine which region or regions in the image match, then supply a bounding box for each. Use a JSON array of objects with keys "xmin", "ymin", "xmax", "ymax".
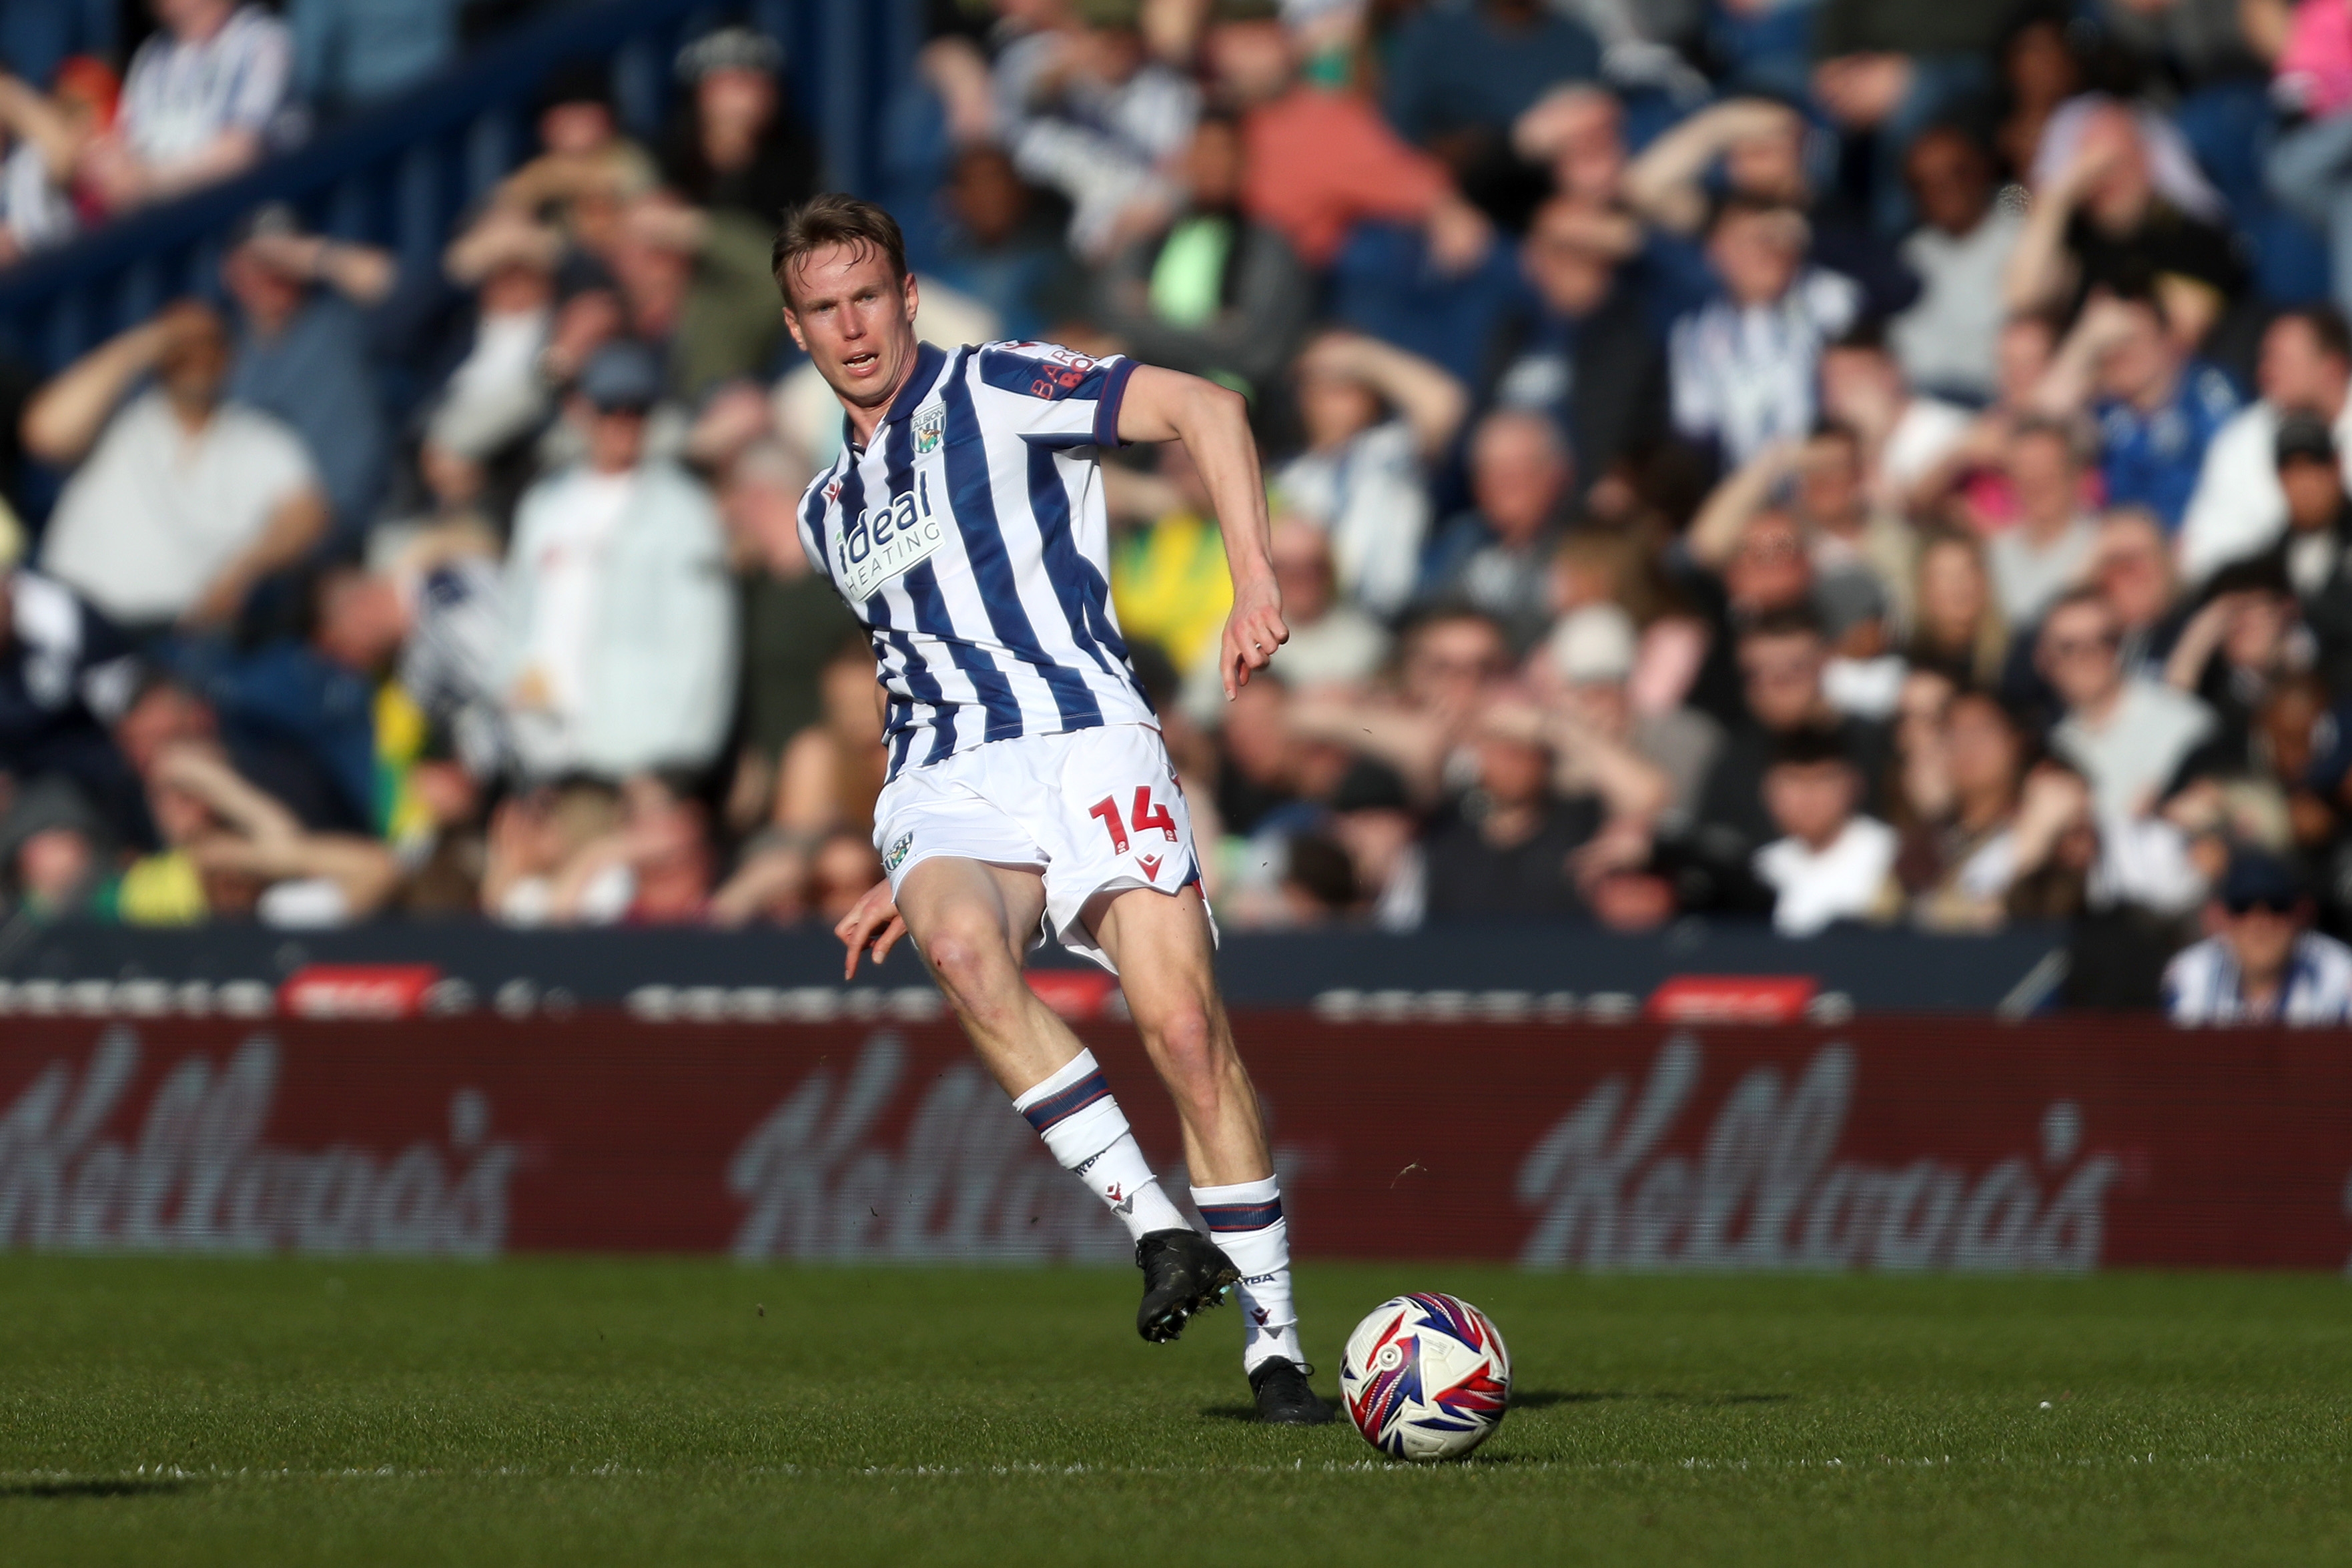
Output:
[{"xmin": 2269, "ymin": 113, "xmax": 2352, "ymax": 323}]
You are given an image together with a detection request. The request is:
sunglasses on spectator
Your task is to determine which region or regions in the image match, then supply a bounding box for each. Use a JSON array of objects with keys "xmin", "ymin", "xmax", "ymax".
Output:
[
  {"xmin": 2047, "ymin": 632, "xmax": 2120, "ymax": 658},
  {"xmin": 2226, "ymin": 895, "xmax": 2297, "ymax": 916}
]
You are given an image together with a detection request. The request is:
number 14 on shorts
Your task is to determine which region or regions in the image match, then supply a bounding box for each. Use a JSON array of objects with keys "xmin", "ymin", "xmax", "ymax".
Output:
[{"xmin": 1088, "ymin": 787, "xmax": 1179, "ymax": 855}]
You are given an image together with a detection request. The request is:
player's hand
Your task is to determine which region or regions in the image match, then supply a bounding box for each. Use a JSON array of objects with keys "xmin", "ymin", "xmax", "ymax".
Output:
[
  {"xmin": 1221, "ymin": 578, "xmax": 1289, "ymax": 701},
  {"xmin": 835, "ymin": 879, "xmax": 908, "ymax": 981}
]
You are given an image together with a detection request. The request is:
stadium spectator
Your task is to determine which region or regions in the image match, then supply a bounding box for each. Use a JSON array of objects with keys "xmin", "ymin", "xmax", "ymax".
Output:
[
  {"xmin": 1693, "ymin": 608, "xmax": 1892, "ymax": 875},
  {"xmin": 1752, "ymin": 724, "xmax": 1902, "ymax": 937},
  {"xmin": 1183, "ymin": 516, "xmax": 1384, "ymax": 720},
  {"xmin": 710, "ymin": 640, "xmax": 884, "ymax": 927},
  {"xmin": 220, "ymin": 204, "xmax": 396, "ymax": 538},
  {"xmin": 1274, "ymin": 330, "xmax": 1466, "ymax": 619},
  {"xmin": 494, "ymin": 62, "xmax": 658, "ymax": 252},
  {"xmin": 994, "ymin": 0, "xmax": 1198, "ymax": 257},
  {"xmin": 659, "ymin": 27, "xmax": 819, "ymax": 227},
  {"xmin": 426, "ymin": 206, "xmax": 563, "ymax": 485},
  {"xmin": 125, "ymin": 741, "xmax": 399, "ymax": 926},
  {"xmin": 2039, "ymin": 586, "xmax": 2215, "ymax": 821},
  {"xmin": 1816, "ymin": 325, "xmax": 1968, "ymax": 520},
  {"xmin": 28, "ymin": 300, "xmax": 328, "ymax": 636},
  {"xmin": 0, "ymin": 564, "xmax": 144, "ymax": 847},
  {"xmin": 1623, "ymin": 96, "xmax": 1915, "ymax": 316},
  {"xmin": 1421, "ymin": 700, "xmax": 1599, "ymax": 923},
  {"xmin": 2006, "ymin": 99, "xmax": 2247, "ymax": 350},
  {"xmin": 1669, "ymin": 197, "xmax": 1864, "ymax": 468},
  {"xmin": 1092, "ymin": 112, "xmax": 1312, "ymax": 396},
  {"xmin": 1888, "ymin": 123, "xmax": 2022, "ymax": 402},
  {"xmin": 1894, "ymin": 681, "xmax": 2027, "ymax": 932},
  {"xmin": 1208, "ymin": 13, "xmax": 1491, "ymax": 274},
  {"xmin": 2165, "ymin": 849, "xmax": 2352, "ymax": 1024},
  {"xmin": 1292, "ymin": 609, "xmax": 1512, "ymax": 803},
  {"xmin": 1109, "ymin": 439, "xmax": 1234, "ymax": 677},
  {"xmin": 1380, "ymin": 0, "xmax": 1599, "ymax": 224},
  {"xmin": 1687, "ymin": 426, "xmax": 1915, "ymax": 645},
  {"xmin": 1906, "ymin": 531, "xmax": 2008, "ymax": 690},
  {"xmin": 1985, "ymin": 416, "xmax": 2100, "ymax": 627},
  {"xmin": 1420, "ymin": 408, "xmax": 1577, "ymax": 654},
  {"xmin": 0, "ymin": 59, "xmax": 114, "ymax": 262},
  {"xmin": 83, "ymin": 0, "xmax": 293, "ymax": 212},
  {"xmin": 500, "ymin": 341, "xmax": 736, "ymax": 783},
  {"xmin": 1536, "ymin": 601, "xmax": 1721, "ymax": 831},
  {"xmin": 2259, "ymin": 413, "xmax": 2352, "ymax": 691},
  {"xmin": 1481, "ymin": 195, "xmax": 1666, "ymax": 499},
  {"xmin": 930, "ymin": 143, "xmax": 1074, "ymax": 345},
  {"xmin": 2036, "ymin": 292, "xmax": 2240, "ymax": 532},
  {"xmin": 2177, "ymin": 306, "xmax": 2352, "ymax": 587}
]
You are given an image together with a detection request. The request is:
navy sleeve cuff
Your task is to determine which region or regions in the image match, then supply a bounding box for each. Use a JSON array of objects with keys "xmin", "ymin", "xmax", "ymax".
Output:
[{"xmin": 1093, "ymin": 357, "xmax": 1140, "ymax": 448}]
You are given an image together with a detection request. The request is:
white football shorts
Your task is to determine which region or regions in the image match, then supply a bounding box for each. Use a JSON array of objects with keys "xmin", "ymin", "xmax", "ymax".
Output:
[{"xmin": 870, "ymin": 723, "xmax": 1215, "ymax": 972}]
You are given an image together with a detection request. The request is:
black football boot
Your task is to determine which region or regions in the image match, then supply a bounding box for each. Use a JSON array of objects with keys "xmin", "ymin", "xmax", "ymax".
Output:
[
  {"xmin": 1248, "ymin": 1358, "xmax": 1335, "ymax": 1425},
  {"xmin": 1134, "ymin": 1228, "xmax": 1240, "ymax": 1343}
]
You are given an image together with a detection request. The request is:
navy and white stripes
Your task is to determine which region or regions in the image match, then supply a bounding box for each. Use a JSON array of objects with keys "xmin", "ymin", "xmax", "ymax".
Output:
[
  {"xmin": 1018, "ymin": 1066, "xmax": 1115, "ymax": 1135},
  {"xmin": 1197, "ymin": 1197, "xmax": 1283, "ymax": 1234},
  {"xmin": 798, "ymin": 340, "xmax": 1158, "ymax": 782}
]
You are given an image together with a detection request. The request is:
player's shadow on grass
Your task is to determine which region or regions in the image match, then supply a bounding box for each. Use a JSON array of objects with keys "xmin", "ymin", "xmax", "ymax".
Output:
[{"xmin": 0, "ymin": 1477, "xmax": 190, "ymax": 1500}]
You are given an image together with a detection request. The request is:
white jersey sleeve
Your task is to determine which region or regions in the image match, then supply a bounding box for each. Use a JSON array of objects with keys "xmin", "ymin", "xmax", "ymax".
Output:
[{"xmin": 965, "ymin": 340, "xmax": 1139, "ymax": 449}]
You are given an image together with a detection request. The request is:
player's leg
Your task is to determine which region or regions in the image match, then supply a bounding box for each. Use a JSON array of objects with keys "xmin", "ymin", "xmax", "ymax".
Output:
[
  {"xmin": 1090, "ymin": 883, "xmax": 1330, "ymax": 1423},
  {"xmin": 890, "ymin": 853, "xmax": 1194, "ymax": 1253}
]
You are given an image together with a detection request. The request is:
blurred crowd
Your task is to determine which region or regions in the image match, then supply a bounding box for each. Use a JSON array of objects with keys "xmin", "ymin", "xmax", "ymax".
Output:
[{"xmin": 16, "ymin": 0, "xmax": 2352, "ymax": 1007}]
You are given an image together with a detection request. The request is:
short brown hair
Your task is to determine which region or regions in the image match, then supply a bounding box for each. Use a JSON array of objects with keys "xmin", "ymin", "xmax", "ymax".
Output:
[{"xmin": 771, "ymin": 193, "xmax": 908, "ymax": 307}]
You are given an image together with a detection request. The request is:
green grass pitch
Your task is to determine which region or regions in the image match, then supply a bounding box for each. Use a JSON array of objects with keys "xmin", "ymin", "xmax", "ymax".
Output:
[{"xmin": 1, "ymin": 1258, "xmax": 2349, "ymax": 1565}]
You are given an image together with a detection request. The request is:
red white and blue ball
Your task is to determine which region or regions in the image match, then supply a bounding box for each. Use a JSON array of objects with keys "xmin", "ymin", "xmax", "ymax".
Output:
[{"xmin": 1340, "ymin": 1292, "xmax": 1511, "ymax": 1461}]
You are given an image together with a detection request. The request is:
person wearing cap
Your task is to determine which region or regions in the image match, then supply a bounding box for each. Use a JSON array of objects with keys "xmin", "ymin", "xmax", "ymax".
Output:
[
  {"xmin": 2163, "ymin": 850, "xmax": 2352, "ymax": 1024},
  {"xmin": 27, "ymin": 300, "xmax": 328, "ymax": 638},
  {"xmin": 1540, "ymin": 601, "xmax": 1718, "ymax": 830},
  {"xmin": 500, "ymin": 340, "xmax": 736, "ymax": 782},
  {"xmin": 659, "ymin": 26, "xmax": 818, "ymax": 227},
  {"xmin": 2178, "ymin": 306, "xmax": 2352, "ymax": 589},
  {"xmin": 220, "ymin": 202, "xmax": 397, "ymax": 538},
  {"xmin": 2250, "ymin": 412, "xmax": 2352, "ymax": 701}
]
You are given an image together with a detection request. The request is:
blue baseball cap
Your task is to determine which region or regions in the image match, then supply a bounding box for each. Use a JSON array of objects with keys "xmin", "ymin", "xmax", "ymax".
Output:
[{"xmin": 577, "ymin": 341, "xmax": 662, "ymax": 412}]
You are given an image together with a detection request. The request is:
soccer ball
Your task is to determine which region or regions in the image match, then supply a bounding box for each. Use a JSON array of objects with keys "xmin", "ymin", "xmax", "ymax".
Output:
[{"xmin": 1339, "ymin": 1292, "xmax": 1511, "ymax": 1461}]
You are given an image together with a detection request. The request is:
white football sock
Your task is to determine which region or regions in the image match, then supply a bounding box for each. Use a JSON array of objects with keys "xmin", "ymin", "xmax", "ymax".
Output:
[
  {"xmin": 1014, "ymin": 1050, "xmax": 1188, "ymax": 1242},
  {"xmin": 1192, "ymin": 1176, "xmax": 1304, "ymax": 1373}
]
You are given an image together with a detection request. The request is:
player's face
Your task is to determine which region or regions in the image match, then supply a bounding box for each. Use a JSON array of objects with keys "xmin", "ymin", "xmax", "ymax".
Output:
[{"xmin": 782, "ymin": 242, "xmax": 921, "ymax": 410}]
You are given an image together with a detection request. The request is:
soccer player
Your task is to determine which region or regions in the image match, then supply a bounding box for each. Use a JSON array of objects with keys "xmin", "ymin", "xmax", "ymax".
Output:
[{"xmin": 775, "ymin": 195, "xmax": 1330, "ymax": 1425}]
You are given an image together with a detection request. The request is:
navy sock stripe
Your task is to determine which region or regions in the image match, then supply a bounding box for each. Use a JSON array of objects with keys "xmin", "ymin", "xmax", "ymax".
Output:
[
  {"xmin": 1198, "ymin": 1198, "xmax": 1283, "ymax": 1232},
  {"xmin": 1021, "ymin": 1071, "xmax": 1112, "ymax": 1134}
]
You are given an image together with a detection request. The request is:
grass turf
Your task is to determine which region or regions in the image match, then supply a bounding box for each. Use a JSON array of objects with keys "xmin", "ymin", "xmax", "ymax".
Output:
[{"xmin": 0, "ymin": 1259, "xmax": 2347, "ymax": 1565}]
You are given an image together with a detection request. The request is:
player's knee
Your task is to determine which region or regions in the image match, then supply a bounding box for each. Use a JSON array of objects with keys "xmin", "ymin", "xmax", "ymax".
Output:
[{"xmin": 923, "ymin": 923, "xmax": 1021, "ymax": 1020}]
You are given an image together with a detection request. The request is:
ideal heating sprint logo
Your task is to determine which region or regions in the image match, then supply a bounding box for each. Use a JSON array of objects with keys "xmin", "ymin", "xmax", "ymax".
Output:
[
  {"xmin": 0, "ymin": 1027, "xmax": 518, "ymax": 1254},
  {"xmin": 835, "ymin": 474, "xmax": 946, "ymax": 602}
]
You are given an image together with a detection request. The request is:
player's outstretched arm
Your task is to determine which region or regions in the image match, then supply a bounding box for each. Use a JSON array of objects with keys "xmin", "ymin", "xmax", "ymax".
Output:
[
  {"xmin": 1115, "ymin": 364, "xmax": 1287, "ymax": 700},
  {"xmin": 835, "ymin": 879, "xmax": 908, "ymax": 980}
]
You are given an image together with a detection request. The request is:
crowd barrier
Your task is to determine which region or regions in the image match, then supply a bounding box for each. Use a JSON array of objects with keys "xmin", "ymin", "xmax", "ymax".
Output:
[{"xmin": 1, "ymin": 1014, "xmax": 2345, "ymax": 1272}]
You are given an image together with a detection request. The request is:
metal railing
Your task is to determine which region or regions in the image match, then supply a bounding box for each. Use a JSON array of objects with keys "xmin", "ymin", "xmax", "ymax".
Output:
[{"xmin": 0, "ymin": 0, "xmax": 921, "ymax": 371}]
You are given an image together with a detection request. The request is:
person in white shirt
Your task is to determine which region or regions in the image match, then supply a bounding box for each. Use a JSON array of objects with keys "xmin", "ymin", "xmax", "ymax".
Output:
[
  {"xmin": 501, "ymin": 340, "xmax": 736, "ymax": 782},
  {"xmin": 26, "ymin": 300, "xmax": 328, "ymax": 634},
  {"xmin": 426, "ymin": 206, "xmax": 562, "ymax": 465},
  {"xmin": 1818, "ymin": 322, "xmax": 1970, "ymax": 516},
  {"xmin": 2175, "ymin": 306, "xmax": 2352, "ymax": 588},
  {"xmin": 82, "ymin": 0, "xmax": 292, "ymax": 211},
  {"xmin": 1753, "ymin": 725, "xmax": 1900, "ymax": 937},
  {"xmin": 2039, "ymin": 586, "xmax": 2215, "ymax": 821},
  {"xmin": 2165, "ymin": 850, "xmax": 2352, "ymax": 1026},
  {"xmin": 1889, "ymin": 124, "xmax": 2024, "ymax": 402},
  {"xmin": 1274, "ymin": 330, "xmax": 1466, "ymax": 619},
  {"xmin": 1986, "ymin": 418, "xmax": 2101, "ymax": 626}
]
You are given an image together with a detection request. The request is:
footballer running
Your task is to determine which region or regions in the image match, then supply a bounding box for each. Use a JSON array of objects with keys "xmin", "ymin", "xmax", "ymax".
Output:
[{"xmin": 774, "ymin": 193, "xmax": 1330, "ymax": 1425}]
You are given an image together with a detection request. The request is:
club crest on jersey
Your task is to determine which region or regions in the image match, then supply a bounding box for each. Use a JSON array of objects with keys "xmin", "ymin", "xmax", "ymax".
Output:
[
  {"xmin": 883, "ymin": 831, "xmax": 913, "ymax": 872},
  {"xmin": 913, "ymin": 400, "xmax": 945, "ymax": 455}
]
